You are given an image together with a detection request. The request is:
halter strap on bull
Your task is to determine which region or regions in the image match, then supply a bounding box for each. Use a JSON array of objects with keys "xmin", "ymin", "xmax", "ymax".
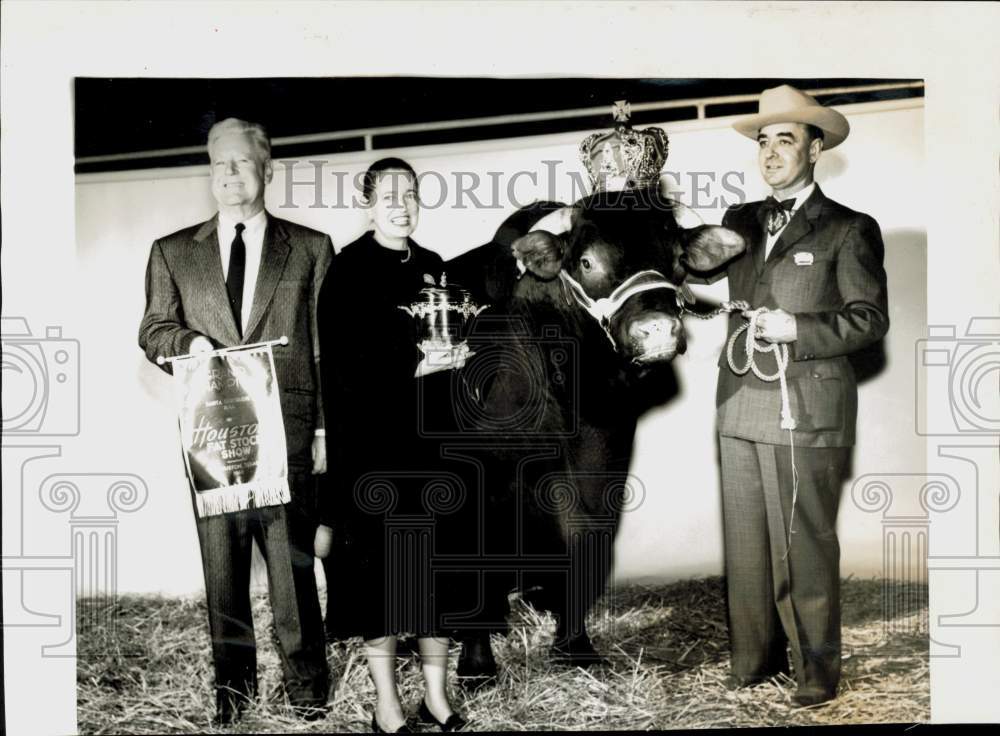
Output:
[{"xmin": 557, "ymin": 268, "xmax": 680, "ymax": 348}]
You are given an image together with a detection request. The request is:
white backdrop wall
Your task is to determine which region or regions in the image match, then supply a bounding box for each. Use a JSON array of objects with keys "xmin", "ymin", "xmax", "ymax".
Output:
[{"xmin": 71, "ymin": 97, "xmax": 925, "ymax": 594}]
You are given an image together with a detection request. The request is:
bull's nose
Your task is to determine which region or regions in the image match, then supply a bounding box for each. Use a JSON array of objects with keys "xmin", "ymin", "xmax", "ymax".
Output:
[
  {"xmin": 628, "ymin": 317, "xmax": 680, "ymax": 342},
  {"xmin": 627, "ymin": 316, "xmax": 684, "ymax": 363}
]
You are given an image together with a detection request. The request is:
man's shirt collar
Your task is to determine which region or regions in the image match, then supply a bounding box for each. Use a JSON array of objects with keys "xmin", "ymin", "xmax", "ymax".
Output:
[
  {"xmin": 773, "ymin": 182, "xmax": 815, "ymax": 212},
  {"xmin": 218, "ymin": 208, "xmax": 267, "ymax": 237}
]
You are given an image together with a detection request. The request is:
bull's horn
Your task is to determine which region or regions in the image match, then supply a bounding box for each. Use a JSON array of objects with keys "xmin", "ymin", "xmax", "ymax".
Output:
[{"xmin": 528, "ymin": 206, "xmax": 577, "ymax": 236}]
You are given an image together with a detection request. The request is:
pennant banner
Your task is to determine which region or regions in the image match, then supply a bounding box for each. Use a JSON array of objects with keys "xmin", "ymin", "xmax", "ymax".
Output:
[{"xmin": 173, "ymin": 344, "xmax": 290, "ymax": 517}]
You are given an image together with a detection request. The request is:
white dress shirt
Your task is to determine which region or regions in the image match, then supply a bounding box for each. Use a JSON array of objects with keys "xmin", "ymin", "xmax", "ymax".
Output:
[
  {"xmin": 217, "ymin": 209, "xmax": 324, "ymax": 442},
  {"xmin": 763, "ymin": 181, "xmax": 815, "ymax": 261},
  {"xmin": 218, "ymin": 209, "xmax": 267, "ymax": 332}
]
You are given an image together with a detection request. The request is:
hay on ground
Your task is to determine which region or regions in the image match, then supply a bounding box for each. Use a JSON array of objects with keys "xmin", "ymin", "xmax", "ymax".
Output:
[{"xmin": 77, "ymin": 576, "xmax": 929, "ymax": 733}]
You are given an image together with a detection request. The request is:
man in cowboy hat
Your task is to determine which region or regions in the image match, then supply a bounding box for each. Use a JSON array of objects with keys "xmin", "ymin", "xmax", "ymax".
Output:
[{"xmin": 711, "ymin": 85, "xmax": 889, "ymax": 706}]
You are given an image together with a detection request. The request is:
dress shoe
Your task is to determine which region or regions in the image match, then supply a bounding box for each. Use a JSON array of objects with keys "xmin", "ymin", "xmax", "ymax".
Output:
[
  {"xmin": 371, "ymin": 711, "xmax": 413, "ymax": 733},
  {"xmin": 791, "ymin": 687, "xmax": 836, "ymax": 707},
  {"xmin": 417, "ymin": 700, "xmax": 468, "ymax": 732}
]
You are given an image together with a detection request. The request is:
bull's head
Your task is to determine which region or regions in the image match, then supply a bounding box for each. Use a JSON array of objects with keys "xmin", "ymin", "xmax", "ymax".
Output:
[{"xmin": 511, "ymin": 193, "xmax": 744, "ymax": 364}]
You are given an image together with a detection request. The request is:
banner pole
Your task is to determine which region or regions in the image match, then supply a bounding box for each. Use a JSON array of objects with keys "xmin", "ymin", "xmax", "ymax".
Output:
[{"xmin": 156, "ymin": 335, "xmax": 289, "ymax": 365}]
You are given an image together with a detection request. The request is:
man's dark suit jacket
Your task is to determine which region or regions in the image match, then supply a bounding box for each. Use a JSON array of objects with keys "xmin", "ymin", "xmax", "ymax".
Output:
[
  {"xmin": 715, "ymin": 185, "xmax": 889, "ymax": 447},
  {"xmin": 138, "ymin": 212, "xmax": 334, "ymax": 469}
]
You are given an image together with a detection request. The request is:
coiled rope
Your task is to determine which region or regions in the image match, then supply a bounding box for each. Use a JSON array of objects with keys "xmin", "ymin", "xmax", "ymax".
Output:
[{"xmin": 682, "ymin": 299, "xmax": 800, "ymax": 558}]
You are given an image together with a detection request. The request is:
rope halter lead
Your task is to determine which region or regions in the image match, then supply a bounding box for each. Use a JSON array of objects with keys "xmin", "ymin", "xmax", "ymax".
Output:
[
  {"xmin": 704, "ymin": 300, "xmax": 800, "ymax": 559},
  {"xmin": 725, "ymin": 306, "xmax": 797, "ymax": 432},
  {"xmin": 557, "ymin": 268, "xmax": 681, "ymax": 349}
]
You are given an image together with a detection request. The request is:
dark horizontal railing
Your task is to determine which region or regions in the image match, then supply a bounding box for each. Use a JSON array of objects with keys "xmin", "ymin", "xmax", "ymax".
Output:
[{"xmin": 75, "ymin": 82, "xmax": 924, "ymax": 175}]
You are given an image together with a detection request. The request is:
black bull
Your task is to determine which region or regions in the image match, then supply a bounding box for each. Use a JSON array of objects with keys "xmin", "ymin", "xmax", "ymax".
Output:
[
  {"xmin": 323, "ymin": 193, "xmax": 743, "ymax": 680},
  {"xmin": 436, "ymin": 193, "xmax": 744, "ymax": 680}
]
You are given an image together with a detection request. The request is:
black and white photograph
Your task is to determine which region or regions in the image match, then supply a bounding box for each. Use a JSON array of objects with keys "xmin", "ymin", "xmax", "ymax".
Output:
[{"xmin": 2, "ymin": 2, "xmax": 998, "ymax": 734}]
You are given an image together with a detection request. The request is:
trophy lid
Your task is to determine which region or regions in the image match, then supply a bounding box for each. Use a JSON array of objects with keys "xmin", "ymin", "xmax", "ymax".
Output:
[{"xmin": 416, "ymin": 272, "xmax": 472, "ymax": 301}]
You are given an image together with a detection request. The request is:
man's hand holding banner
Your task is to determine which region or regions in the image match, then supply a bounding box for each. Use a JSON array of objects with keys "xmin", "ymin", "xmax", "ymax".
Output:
[{"xmin": 163, "ymin": 339, "xmax": 290, "ymax": 518}]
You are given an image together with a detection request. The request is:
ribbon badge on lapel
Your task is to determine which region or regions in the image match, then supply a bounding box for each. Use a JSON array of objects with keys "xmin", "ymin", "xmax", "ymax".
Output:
[{"xmin": 793, "ymin": 251, "xmax": 814, "ymax": 266}]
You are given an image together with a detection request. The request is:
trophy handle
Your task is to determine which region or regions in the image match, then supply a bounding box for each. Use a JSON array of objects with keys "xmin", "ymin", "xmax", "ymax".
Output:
[
  {"xmin": 473, "ymin": 304, "xmax": 490, "ymax": 317},
  {"xmin": 398, "ymin": 305, "xmax": 416, "ymax": 317}
]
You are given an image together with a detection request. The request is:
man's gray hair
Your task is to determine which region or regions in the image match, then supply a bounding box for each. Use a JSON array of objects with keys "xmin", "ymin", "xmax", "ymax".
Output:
[{"xmin": 207, "ymin": 118, "xmax": 272, "ymax": 160}]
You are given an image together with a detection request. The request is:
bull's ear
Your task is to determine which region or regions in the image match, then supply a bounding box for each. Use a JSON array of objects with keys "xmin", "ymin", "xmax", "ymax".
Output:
[
  {"xmin": 529, "ymin": 205, "xmax": 578, "ymax": 237},
  {"xmin": 680, "ymin": 225, "xmax": 745, "ymax": 272},
  {"xmin": 511, "ymin": 230, "xmax": 565, "ymax": 280}
]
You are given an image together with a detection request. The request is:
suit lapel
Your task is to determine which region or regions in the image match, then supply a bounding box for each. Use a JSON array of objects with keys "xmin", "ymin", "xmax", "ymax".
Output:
[
  {"xmin": 764, "ymin": 185, "xmax": 826, "ymax": 268},
  {"xmin": 192, "ymin": 216, "xmax": 242, "ymax": 345},
  {"xmin": 243, "ymin": 213, "xmax": 291, "ymax": 342}
]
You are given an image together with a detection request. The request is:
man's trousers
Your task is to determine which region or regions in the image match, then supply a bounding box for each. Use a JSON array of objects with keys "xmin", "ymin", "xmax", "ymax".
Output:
[
  {"xmin": 194, "ymin": 470, "xmax": 328, "ymax": 709},
  {"xmin": 719, "ymin": 435, "xmax": 850, "ymax": 696}
]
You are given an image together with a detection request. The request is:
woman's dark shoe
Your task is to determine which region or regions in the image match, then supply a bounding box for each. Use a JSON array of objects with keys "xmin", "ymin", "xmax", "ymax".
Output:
[
  {"xmin": 371, "ymin": 712, "xmax": 413, "ymax": 733},
  {"xmin": 417, "ymin": 700, "xmax": 467, "ymax": 732}
]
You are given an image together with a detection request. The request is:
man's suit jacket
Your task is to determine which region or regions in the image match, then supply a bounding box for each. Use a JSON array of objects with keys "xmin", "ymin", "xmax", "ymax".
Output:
[
  {"xmin": 715, "ymin": 185, "xmax": 889, "ymax": 447},
  {"xmin": 139, "ymin": 212, "xmax": 334, "ymax": 469}
]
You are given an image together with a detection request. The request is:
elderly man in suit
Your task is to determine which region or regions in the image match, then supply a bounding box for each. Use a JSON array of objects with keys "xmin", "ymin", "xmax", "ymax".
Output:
[
  {"xmin": 712, "ymin": 86, "xmax": 889, "ymax": 706},
  {"xmin": 139, "ymin": 118, "xmax": 332, "ymax": 724}
]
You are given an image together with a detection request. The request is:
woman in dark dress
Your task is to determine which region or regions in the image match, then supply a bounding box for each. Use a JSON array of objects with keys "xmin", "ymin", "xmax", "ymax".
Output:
[{"xmin": 316, "ymin": 158, "xmax": 467, "ymax": 733}]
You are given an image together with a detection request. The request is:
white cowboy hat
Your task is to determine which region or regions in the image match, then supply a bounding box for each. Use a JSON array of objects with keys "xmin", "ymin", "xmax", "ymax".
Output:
[{"xmin": 733, "ymin": 84, "xmax": 850, "ymax": 149}]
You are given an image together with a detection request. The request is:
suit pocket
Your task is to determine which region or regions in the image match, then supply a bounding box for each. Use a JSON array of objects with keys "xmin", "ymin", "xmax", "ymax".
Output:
[{"xmin": 790, "ymin": 371, "xmax": 844, "ymax": 432}]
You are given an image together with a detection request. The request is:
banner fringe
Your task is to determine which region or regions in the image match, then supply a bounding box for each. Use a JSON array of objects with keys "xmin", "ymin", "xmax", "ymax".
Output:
[{"xmin": 195, "ymin": 480, "xmax": 291, "ymax": 518}]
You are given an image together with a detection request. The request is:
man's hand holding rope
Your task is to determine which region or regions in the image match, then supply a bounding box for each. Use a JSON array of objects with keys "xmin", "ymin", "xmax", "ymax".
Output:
[{"xmin": 744, "ymin": 307, "xmax": 797, "ymax": 344}]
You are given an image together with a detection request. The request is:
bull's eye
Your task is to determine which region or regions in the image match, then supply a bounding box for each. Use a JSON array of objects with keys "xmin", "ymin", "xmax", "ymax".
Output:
[{"xmin": 580, "ymin": 256, "xmax": 594, "ymax": 271}]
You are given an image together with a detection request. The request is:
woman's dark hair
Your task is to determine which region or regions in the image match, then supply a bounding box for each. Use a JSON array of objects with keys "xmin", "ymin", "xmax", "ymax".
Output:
[{"xmin": 361, "ymin": 157, "xmax": 418, "ymax": 202}]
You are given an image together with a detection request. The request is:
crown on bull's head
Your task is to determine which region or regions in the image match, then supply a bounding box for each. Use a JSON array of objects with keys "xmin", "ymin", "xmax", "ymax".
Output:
[{"xmin": 579, "ymin": 101, "xmax": 669, "ymax": 192}]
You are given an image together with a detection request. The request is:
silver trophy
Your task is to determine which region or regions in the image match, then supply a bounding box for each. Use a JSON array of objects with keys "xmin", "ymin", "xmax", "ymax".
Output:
[{"xmin": 398, "ymin": 273, "xmax": 489, "ymax": 377}]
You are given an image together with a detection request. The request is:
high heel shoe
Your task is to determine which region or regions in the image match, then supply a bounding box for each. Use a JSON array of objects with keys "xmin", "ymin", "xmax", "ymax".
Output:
[
  {"xmin": 371, "ymin": 711, "xmax": 413, "ymax": 733},
  {"xmin": 417, "ymin": 700, "xmax": 467, "ymax": 732}
]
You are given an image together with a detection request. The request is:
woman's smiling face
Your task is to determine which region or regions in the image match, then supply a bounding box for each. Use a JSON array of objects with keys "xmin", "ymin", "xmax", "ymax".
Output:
[{"xmin": 368, "ymin": 169, "xmax": 419, "ymax": 240}]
